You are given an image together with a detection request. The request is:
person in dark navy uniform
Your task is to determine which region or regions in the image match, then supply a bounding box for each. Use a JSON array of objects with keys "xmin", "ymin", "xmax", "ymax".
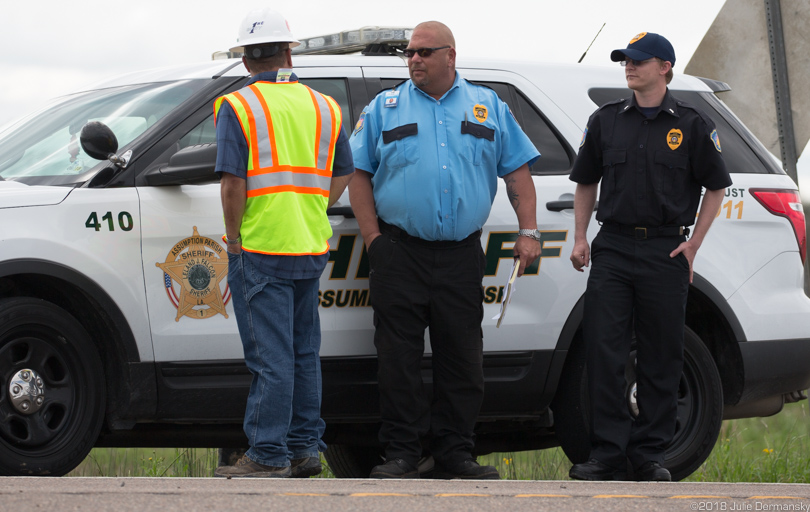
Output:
[{"xmin": 567, "ymin": 32, "xmax": 731, "ymax": 482}]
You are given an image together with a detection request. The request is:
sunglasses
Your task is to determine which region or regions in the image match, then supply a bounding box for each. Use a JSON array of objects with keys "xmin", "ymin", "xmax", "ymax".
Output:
[
  {"xmin": 402, "ymin": 46, "xmax": 451, "ymax": 58},
  {"xmin": 620, "ymin": 58, "xmax": 656, "ymax": 67}
]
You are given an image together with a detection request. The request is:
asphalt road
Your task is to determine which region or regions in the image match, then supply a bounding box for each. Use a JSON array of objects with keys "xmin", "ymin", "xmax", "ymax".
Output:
[{"xmin": 1, "ymin": 477, "xmax": 809, "ymax": 512}]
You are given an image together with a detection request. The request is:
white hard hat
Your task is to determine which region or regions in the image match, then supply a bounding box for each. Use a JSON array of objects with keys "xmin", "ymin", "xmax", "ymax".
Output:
[{"xmin": 230, "ymin": 8, "xmax": 300, "ymax": 53}]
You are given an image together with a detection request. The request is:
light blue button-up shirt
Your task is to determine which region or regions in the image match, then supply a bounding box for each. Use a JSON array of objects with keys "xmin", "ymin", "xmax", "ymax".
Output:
[{"xmin": 350, "ymin": 73, "xmax": 539, "ymax": 241}]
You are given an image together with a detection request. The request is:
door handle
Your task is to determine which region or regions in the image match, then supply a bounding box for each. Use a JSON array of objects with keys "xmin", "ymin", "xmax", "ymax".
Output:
[
  {"xmin": 546, "ymin": 200, "xmax": 598, "ymax": 212},
  {"xmin": 327, "ymin": 206, "xmax": 355, "ymax": 218}
]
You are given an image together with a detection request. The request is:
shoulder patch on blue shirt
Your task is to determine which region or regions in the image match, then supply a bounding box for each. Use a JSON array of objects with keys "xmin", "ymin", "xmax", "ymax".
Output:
[{"xmin": 353, "ymin": 111, "xmax": 366, "ymax": 135}]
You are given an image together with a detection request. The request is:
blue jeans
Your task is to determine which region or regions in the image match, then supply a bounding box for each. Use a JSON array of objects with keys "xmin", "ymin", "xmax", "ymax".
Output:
[{"xmin": 227, "ymin": 251, "xmax": 326, "ymax": 467}]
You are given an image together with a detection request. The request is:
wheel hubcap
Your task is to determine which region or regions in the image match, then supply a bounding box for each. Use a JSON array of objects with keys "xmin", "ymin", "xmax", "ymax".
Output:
[
  {"xmin": 8, "ymin": 368, "xmax": 45, "ymax": 415},
  {"xmin": 627, "ymin": 381, "xmax": 639, "ymax": 417}
]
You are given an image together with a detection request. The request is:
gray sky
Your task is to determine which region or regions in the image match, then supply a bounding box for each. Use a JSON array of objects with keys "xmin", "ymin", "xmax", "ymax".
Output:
[{"xmin": 1, "ymin": 0, "xmax": 807, "ymax": 192}]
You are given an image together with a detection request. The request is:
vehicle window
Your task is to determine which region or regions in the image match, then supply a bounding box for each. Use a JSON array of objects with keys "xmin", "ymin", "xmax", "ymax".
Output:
[
  {"xmin": 176, "ymin": 78, "xmax": 352, "ymax": 151},
  {"xmin": 0, "ymin": 80, "xmax": 207, "ymax": 185},
  {"xmin": 301, "ymin": 79, "xmax": 352, "ymax": 136},
  {"xmin": 588, "ymin": 88, "xmax": 782, "ymax": 175},
  {"xmin": 473, "ymin": 81, "xmax": 573, "ymax": 175}
]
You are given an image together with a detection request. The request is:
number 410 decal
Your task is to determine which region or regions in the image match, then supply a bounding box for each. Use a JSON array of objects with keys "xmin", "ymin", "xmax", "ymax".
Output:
[{"xmin": 85, "ymin": 211, "xmax": 134, "ymax": 232}]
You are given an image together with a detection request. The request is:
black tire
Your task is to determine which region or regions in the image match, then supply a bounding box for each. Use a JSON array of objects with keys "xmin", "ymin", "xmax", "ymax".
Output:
[
  {"xmin": 551, "ymin": 326, "xmax": 723, "ymax": 481},
  {"xmin": 324, "ymin": 444, "xmax": 384, "ymax": 478},
  {"xmin": 0, "ymin": 298, "xmax": 106, "ymax": 476}
]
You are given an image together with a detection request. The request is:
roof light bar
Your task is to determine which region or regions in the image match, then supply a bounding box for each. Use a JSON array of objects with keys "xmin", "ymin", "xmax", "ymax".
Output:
[{"xmin": 292, "ymin": 27, "xmax": 413, "ymax": 55}]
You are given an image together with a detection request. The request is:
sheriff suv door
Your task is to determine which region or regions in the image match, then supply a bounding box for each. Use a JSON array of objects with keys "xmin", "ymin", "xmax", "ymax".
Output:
[{"xmin": 137, "ymin": 68, "xmax": 363, "ymax": 420}]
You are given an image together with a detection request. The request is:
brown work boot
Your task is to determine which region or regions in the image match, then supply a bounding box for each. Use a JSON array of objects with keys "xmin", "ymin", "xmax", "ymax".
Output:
[
  {"xmin": 290, "ymin": 456, "xmax": 322, "ymax": 478},
  {"xmin": 214, "ymin": 454, "xmax": 291, "ymax": 478}
]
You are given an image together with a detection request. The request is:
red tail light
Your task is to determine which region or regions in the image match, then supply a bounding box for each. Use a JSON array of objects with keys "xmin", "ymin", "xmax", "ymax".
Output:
[{"xmin": 750, "ymin": 188, "xmax": 807, "ymax": 263}]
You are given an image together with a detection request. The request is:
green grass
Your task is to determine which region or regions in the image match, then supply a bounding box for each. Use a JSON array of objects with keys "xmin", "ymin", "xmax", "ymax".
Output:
[{"xmin": 67, "ymin": 401, "xmax": 809, "ymax": 480}]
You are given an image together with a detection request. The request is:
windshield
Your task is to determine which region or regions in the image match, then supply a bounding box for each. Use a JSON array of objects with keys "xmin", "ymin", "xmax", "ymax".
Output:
[{"xmin": 0, "ymin": 80, "xmax": 208, "ymax": 186}]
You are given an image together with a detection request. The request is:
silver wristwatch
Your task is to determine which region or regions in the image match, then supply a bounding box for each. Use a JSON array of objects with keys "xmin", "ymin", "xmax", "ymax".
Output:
[{"xmin": 518, "ymin": 228, "xmax": 542, "ymax": 242}]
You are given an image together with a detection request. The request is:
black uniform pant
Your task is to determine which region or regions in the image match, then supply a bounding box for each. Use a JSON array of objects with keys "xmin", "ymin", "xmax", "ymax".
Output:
[
  {"xmin": 368, "ymin": 222, "xmax": 485, "ymax": 468},
  {"xmin": 584, "ymin": 229, "xmax": 690, "ymax": 469}
]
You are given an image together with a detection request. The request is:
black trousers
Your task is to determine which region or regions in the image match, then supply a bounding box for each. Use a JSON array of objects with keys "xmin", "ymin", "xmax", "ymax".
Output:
[
  {"xmin": 584, "ymin": 229, "xmax": 690, "ymax": 469},
  {"xmin": 368, "ymin": 224, "xmax": 485, "ymax": 468}
]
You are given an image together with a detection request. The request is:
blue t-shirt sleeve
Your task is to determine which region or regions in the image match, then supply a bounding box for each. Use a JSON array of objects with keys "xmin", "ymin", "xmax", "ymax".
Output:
[
  {"xmin": 214, "ymin": 100, "xmax": 248, "ymax": 179},
  {"xmin": 494, "ymin": 96, "xmax": 541, "ymax": 177},
  {"xmin": 331, "ymin": 127, "xmax": 355, "ymax": 177}
]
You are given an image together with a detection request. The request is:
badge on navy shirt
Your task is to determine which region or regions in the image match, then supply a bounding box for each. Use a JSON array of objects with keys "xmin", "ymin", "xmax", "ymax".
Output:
[
  {"xmin": 711, "ymin": 129, "xmax": 722, "ymax": 152},
  {"xmin": 667, "ymin": 129, "xmax": 683, "ymax": 150},
  {"xmin": 384, "ymin": 90, "xmax": 399, "ymax": 108}
]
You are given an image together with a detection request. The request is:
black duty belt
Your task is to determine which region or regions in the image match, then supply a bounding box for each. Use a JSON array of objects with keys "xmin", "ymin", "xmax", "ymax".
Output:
[
  {"xmin": 601, "ymin": 222, "xmax": 689, "ymax": 240},
  {"xmin": 378, "ymin": 219, "xmax": 481, "ymax": 248}
]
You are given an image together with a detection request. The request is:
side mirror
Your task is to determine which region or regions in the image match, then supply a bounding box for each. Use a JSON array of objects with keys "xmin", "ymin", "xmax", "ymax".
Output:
[
  {"xmin": 143, "ymin": 143, "xmax": 218, "ymax": 186},
  {"xmin": 79, "ymin": 121, "xmax": 118, "ymax": 161}
]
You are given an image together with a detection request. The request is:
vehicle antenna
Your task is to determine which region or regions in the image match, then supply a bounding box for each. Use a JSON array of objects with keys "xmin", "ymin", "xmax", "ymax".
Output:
[{"xmin": 578, "ymin": 23, "xmax": 606, "ymax": 63}]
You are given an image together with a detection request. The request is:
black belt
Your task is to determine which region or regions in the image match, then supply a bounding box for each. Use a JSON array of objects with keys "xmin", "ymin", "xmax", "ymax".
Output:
[
  {"xmin": 378, "ymin": 219, "xmax": 481, "ymax": 248},
  {"xmin": 601, "ymin": 222, "xmax": 689, "ymax": 240}
]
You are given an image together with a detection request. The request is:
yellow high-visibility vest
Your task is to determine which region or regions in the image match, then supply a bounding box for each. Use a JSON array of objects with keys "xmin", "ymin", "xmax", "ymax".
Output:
[{"xmin": 215, "ymin": 79, "xmax": 342, "ymax": 255}]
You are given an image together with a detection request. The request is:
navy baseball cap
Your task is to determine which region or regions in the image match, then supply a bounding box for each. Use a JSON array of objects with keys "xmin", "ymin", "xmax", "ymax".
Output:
[{"xmin": 610, "ymin": 32, "xmax": 676, "ymax": 67}]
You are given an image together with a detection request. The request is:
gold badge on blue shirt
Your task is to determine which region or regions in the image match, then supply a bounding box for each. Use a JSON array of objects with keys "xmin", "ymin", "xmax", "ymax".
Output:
[
  {"xmin": 667, "ymin": 128, "xmax": 683, "ymax": 150},
  {"xmin": 711, "ymin": 129, "xmax": 722, "ymax": 152},
  {"xmin": 473, "ymin": 104, "xmax": 488, "ymax": 123}
]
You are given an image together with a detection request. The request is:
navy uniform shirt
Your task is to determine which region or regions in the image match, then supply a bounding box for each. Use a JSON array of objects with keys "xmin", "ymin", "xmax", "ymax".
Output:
[
  {"xmin": 215, "ymin": 71, "xmax": 355, "ymax": 279},
  {"xmin": 350, "ymin": 73, "xmax": 540, "ymax": 241},
  {"xmin": 570, "ymin": 89, "xmax": 731, "ymax": 228}
]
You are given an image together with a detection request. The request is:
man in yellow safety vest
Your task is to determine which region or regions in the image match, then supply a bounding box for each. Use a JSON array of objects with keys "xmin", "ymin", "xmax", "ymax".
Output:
[{"xmin": 214, "ymin": 8, "xmax": 354, "ymax": 478}]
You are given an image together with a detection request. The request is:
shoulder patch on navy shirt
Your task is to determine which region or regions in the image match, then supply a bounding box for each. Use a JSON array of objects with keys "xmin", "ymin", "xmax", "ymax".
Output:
[
  {"xmin": 711, "ymin": 129, "xmax": 722, "ymax": 152},
  {"xmin": 579, "ymin": 127, "xmax": 588, "ymax": 148}
]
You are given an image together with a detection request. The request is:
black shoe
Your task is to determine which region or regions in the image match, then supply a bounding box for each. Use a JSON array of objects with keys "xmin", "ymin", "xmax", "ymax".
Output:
[
  {"xmin": 635, "ymin": 461, "xmax": 671, "ymax": 482},
  {"xmin": 290, "ymin": 456, "xmax": 322, "ymax": 478},
  {"xmin": 569, "ymin": 458, "xmax": 622, "ymax": 481},
  {"xmin": 433, "ymin": 459, "xmax": 500, "ymax": 480},
  {"xmin": 370, "ymin": 458, "xmax": 419, "ymax": 479}
]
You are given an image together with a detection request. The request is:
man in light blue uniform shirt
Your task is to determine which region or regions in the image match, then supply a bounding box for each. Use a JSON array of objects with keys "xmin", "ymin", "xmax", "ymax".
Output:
[{"xmin": 349, "ymin": 20, "xmax": 542, "ymax": 480}]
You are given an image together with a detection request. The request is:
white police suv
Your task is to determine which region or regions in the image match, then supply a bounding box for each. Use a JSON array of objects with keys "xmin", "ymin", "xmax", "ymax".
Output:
[{"xmin": 1, "ymin": 29, "xmax": 808, "ymax": 479}]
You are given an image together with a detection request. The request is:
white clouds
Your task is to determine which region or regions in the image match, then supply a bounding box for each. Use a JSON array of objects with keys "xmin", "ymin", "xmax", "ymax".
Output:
[{"xmin": 0, "ymin": 0, "xmax": 727, "ymax": 126}]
